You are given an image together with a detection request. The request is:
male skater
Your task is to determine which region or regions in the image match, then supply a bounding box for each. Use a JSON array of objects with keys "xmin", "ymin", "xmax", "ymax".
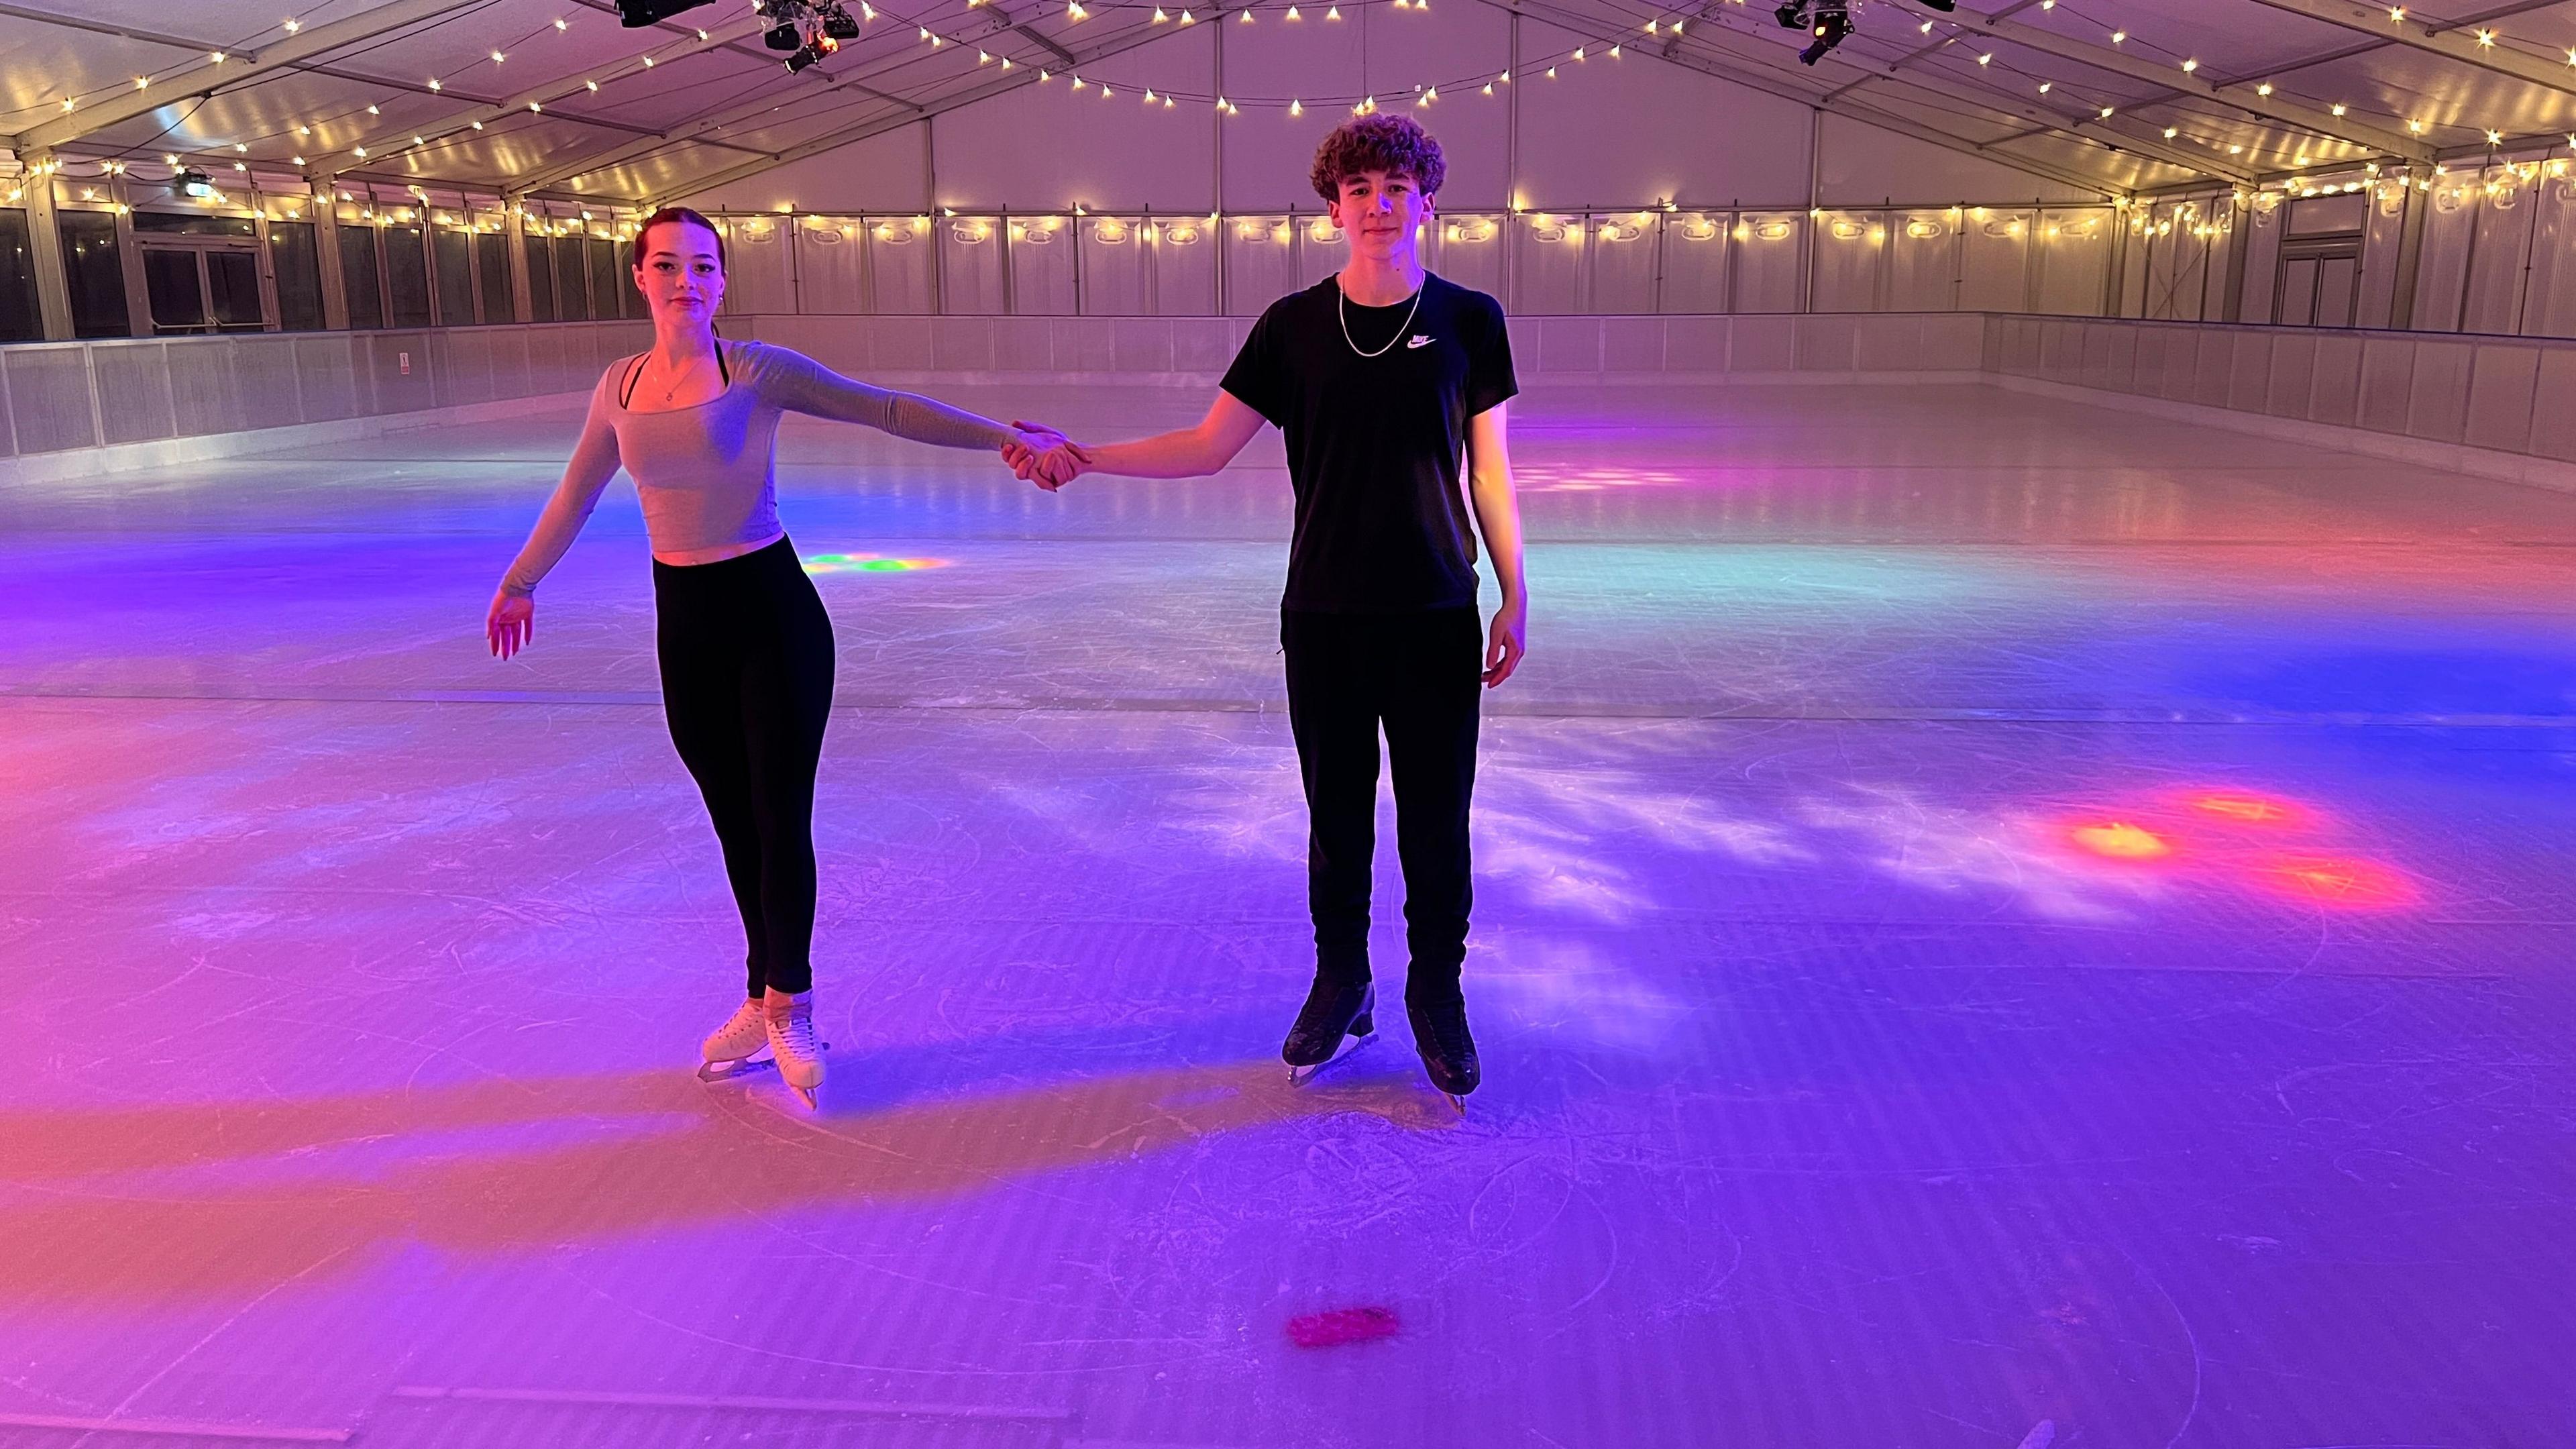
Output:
[{"xmin": 1006, "ymin": 114, "xmax": 1526, "ymax": 1108}]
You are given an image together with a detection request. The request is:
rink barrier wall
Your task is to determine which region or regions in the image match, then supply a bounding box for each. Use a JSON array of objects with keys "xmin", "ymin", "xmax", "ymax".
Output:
[
  {"xmin": 9, "ymin": 311, "xmax": 2576, "ymax": 494},
  {"xmin": 1986, "ymin": 313, "xmax": 2576, "ymax": 493},
  {"xmin": 0, "ymin": 321, "xmax": 652, "ymax": 486}
]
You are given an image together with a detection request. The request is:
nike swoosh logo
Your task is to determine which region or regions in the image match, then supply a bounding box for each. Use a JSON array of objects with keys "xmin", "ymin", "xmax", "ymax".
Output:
[{"xmin": 1406, "ymin": 335, "xmax": 1434, "ymax": 349}]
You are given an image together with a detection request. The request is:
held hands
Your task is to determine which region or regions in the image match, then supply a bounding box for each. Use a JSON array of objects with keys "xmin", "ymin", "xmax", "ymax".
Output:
[
  {"xmin": 1002, "ymin": 420, "xmax": 1092, "ymax": 492},
  {"xmin": 487, "ymin": 590, "xmax": 534, "ymax": 660},
  {"xmin": 1483, "ymin": 597, "xmax": 1526, "ymax": 688}
]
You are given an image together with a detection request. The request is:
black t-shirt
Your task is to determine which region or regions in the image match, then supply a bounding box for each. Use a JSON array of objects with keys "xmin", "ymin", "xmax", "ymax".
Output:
[{"xmin": 1220, "ymin": 272, "xmax": 1517, "ymax": 613}]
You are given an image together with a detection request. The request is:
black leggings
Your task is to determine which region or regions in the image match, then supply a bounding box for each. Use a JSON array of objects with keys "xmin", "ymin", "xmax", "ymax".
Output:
[
  {"xmin": 1281, "ymin": 606, "xmax": 1483, "ymax": 1004},
  {"xmin": 653, "ymin": 536, "xmax": 836, "ymax": 999}
]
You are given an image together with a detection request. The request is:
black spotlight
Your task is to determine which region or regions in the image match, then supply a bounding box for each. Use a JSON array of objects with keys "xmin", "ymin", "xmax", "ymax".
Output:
[
  {"xmin": 1918, "ymin": 0, "xmax": 1956, "ymax": 9},
  {"xmin": 1799, "ymin": 3, "xmax": 1850, "ymax": 63},
  {"xmin": 785, "ymin": 43, "xmax": 824, "ymax": 72},
  {"xmin": 1773, "ymin": 0, "xmax": 1806, "ymax": 26},
  {"xmin": 821, "ymin": 4, "xmax": 861, "ymax": 40},
  {"xmin": 765, "ymin": 21, "xmax": 803, "ymax": 48},
  {"xmin": 174, "ymin": 168, "xmax": 213, "ymax": 199},
  {"xmin": 614, "ymin": 0, "xmax": 717, "ymax": 25}
]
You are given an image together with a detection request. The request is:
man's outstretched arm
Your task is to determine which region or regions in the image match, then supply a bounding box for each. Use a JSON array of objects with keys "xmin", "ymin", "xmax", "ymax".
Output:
[
  {"xmin": 1008, "ymin": 391, "xmax": 1267, "ymax": 488},
  {"xmin": 1466, "ymin": 401, "xmax": 1527, "ymax": 687}
]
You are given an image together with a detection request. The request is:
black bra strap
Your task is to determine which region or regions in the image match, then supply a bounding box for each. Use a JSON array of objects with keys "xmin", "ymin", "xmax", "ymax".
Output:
[{"xmin": 616, "ymin": 343, "xmax": 727, "ymax": 409}]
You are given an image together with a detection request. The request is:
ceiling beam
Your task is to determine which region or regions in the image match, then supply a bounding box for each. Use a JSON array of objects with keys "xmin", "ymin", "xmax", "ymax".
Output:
[
  {"xmin": 9, "ymin": 0, "xmax": 461, "ymax": 152},
  {"xmin": 297, "ymin": 13, "xmax": 774, "ymax": 178},
  {"xmin": 1815, "ymin": 42, "xmax": 2253, "ymax": 183},
  {"xmin": 1894, "ymin": 0, "xmax": 2434, "ymax": 162},
  {"xmin": 2239, "ymin": 0, "xmax": 2576, "ymax": 99},
  {"xmin": 643, "ymin": 15, "xmax": 1190, "ymax": 207},
  {"xmin": 1502, "ymin": 0, "xmax": 2131, "ymax": 197},
  {"xmin": 1840, "ymin": 0, "xmax": 2050, "ymax": 91},
  {"xmin": 503, "ymin": 7, "xmax": 1083, "ymax": 196}
]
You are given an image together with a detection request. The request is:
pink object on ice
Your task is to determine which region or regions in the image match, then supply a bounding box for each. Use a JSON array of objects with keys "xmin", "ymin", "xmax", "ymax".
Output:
[{"xmin": 1287, "ymin": 1307, "xmax": 1401, "ymax": 1348}]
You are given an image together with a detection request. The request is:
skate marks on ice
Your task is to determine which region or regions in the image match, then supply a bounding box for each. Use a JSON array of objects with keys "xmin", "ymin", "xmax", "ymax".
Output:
[{"xmin": 0, "ymin": 1059, "xmax": 1456, "ymax": 1303}]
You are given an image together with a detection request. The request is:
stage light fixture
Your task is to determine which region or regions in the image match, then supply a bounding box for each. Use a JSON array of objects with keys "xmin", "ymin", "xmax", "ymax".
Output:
[
  {"xmin": 786, "ymin": 43, "xmax": 824, "ymax": 71},
  {"xmin": 765, "ymin": 21, "xmax": 802, "ymax": 48},
  {"xmin": 1917, "ymin": 0, "xmax": 1954, "ymax": 9},
  {"xmin": 1796, "ymin": 1, "xmax": 1850, "ymax": 63},
  {"xmin": 175, "ymin": 168, "xmax": 213, "ymax": 199},
  {"xmin": 821, "ymin": 4, "xmax": 862, "ymax": 40},
  {"xmin": 615, "ymin": 0, "xmax": 716, "ymax": 24}
]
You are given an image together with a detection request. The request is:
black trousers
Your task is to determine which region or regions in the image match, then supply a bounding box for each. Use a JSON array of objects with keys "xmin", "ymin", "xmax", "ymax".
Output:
[
  {"xmin": 1281, "ymin": 606, "xmax": 1483, "ymax": 1004},
  {"xmin": 653, "ymin": 537, "xmax": 836, "ymax": 999}
]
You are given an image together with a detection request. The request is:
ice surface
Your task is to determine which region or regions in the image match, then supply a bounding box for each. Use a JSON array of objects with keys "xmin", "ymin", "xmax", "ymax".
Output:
[{"xmin": 1, "ymin": 380, "xmax": 2571, "ymax": 1448}]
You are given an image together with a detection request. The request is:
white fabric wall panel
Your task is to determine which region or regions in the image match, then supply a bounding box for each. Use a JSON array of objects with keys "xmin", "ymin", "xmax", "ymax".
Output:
[
  {"xmin": 2519, "ymin": 178, "xmax": 2576, "ymax": 337},
  {"xmin": 2033, "ymin": 209, "xmax": 2111, "ymax": 316},
  {"xmin": 1431, "ymin": 214, "xmax": 1505, "ymax": 299},
  {"xmin": 1888, "ymin": 213, "xmax": 1959, "ymax": 312},
  {"xmin": 1590, "ymin": 214, "xmax": 1658, "ymax": 315},
  {"xmin": 1009, "ymin": 215, "xmax": 1077, "ymax": 315},
  {"xmin": 1960, "ymin": 211, "xmax": 2030, "ymax": 313},
  {"xmin": 941, "ymin": 217, "xmax": 1007, "ymax": 315},
  {"xmin": 1513, "ymin": 17, "xmax": 1811, "ymax": 210},
  {"xmin": 1511, "ymin": 213, "xmax": 1587, "ymax": 313},
  {"xmin": 932, "ymin": 34, "xmax": 1218, "ymax": 213},
  {"xmin": 1080, "ymin": 216, "xmax": 1154, "ymax": 314},
  {"xmin": 2463, "ymin": 176, "xmax": 2538, "ymax": 335},
  {"xmin": 717, "ymin": 216, "xmax": 794, "ymax": 315},
  {"xmin": 1218, "ymin": 12, "xmax": 1379, "ymax": 211},
  {"xmin": 2411, "ymin": 178, "xmax": 2477, "ymax": 332},
  {"xmin": 867, "ymin": 216, "xmax": 936, "ymax": 314},
  {"xmin": 1816, "ymin": 113, "xmax": 2101, "ymax": 207},
  {"xmin": 2357, "ymin": 183, "xmax": 2409, "ymax": 329},
  {"xmin": 1294, "ymin": 215, "xmax": 1346, "ymax": 289},
  {"xmin": 1811, "ymin": 212, "xmax": 1881, "ymax": 313},
  {"xmin": 1732, "ymin": 213, "xmax": 1804, "ymax": 313},
  {"xmin": 679, "ymin": 126, "xmax": 927, "ymax": 216},
  {"xmin": 1152, "ymin": 217, "xmax": 1218, "ymax": 316},
  {"xmin": 1659, "ymin": 212, "xmax": 1727, "ymax": 313},
  {"xmin": 1285, "ymin": 5, "xmax": 1511, "ymax": 209},
  {"xmin": 796, "ymin": 217, "xmax": 866, "ymax": 314},
  {"xmin": 1225, "ymin": 215, "xmax": 1296, "ymax": 314}
]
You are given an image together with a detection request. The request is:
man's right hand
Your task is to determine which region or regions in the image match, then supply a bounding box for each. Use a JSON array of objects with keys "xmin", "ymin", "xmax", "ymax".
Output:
[{"xmin": 1006, "ymin": 421, "xmax": 1091, "ymax": 492}]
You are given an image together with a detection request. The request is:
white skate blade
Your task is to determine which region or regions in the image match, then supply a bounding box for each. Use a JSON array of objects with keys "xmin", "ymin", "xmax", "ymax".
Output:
[
  {"xmin": 1287, "ymin": 1026, "xmax": 1377, "ymax": 1087},
  {"xmin": 787, "ymin": 1083, "xmax": 819, "ymax": 1111},
  {"xmin": 698, "ymin": 1055, "xmax": 773, "ymax": 1083}
]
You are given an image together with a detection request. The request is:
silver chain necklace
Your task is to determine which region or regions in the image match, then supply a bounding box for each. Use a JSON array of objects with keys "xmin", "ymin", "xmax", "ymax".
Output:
[{"xmin": 1338, "ymin": 277, "xmax": 1424, "ymax": 359}]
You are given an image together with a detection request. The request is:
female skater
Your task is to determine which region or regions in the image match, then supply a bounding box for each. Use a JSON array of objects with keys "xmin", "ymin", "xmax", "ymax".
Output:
[{"xmin": 486, "ymin": 205, "xmax": 1056, "ymax": 1108}]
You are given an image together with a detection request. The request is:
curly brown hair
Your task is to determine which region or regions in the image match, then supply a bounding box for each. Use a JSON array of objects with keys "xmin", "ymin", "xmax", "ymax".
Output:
[{"xmin": 1309, "ymin": 114, "xmax": 1446, "ymax": 203}]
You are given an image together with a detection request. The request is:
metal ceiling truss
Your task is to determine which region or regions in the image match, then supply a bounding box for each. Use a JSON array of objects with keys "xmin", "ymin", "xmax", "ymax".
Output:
[
  {"xmin": 2243, "ymin": 0, "xmax": 2576, "ymax": 99},
  {"xmin": 1892, "ymin": 0, "xmax": 2435, "ymax": 163},
  {"xmin": 9, "ymin": 0, "xmax": 463, "ymax": 152},
  {"xmin": 1498, "ymin": 0, "xmax": 2137, "ymax": 196}
]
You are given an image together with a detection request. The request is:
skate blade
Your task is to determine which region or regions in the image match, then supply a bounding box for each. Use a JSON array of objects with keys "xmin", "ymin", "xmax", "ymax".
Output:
[
  {"xmin": 788, "ymin": 1083, "xmax": 819, "ymax": 1111},
  {"xmin": 698, "ymin": 1056, "xmax": 773, "ymax": 1083},
  {"xmin": 1442, "ymin": 1091, "xmax": 1467, "ymax": 1116},
  {"xmin": 1287, "ymin": 1028, "xmax": 1377, "ymax": 1087}
]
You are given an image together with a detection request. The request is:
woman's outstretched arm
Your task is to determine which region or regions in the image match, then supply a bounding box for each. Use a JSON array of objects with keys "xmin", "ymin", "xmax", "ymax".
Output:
[
  {"xmin": 488, "ymin": 376, "xmax": 623, "ymax": 659},
  {"xmin": 756, "ymin": 345, "xmax": 1053, "ymax": 453}
]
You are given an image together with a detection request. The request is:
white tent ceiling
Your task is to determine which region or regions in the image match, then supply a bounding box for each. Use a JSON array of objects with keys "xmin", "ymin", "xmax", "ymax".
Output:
[{"xmin": 7, "ymin": 0, "xmax": 2576, "ymax": 205}]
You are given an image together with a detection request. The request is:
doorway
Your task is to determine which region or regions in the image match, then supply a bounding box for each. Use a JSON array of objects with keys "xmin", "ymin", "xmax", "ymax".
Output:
[
  {"xmin": 141, "ymin": 242, "xmax": 267, "ymax": 335},
  {"xmin": 2275, "ymin": 236, "xmax": 2362, "ymax": 328}
]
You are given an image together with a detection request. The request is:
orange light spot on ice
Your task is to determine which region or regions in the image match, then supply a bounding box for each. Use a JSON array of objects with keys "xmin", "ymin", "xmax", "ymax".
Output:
[
  {"xmin": 2070, "ymin": 822, "xmax": 2172, "ymax": 859},
  {"xmin": 2261, "ymin": 855, "xmax": 2414, "ymax": 908}
]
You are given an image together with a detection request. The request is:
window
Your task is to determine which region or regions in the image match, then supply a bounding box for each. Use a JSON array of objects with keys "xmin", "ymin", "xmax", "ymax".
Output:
[
  {"xmin": 523, "ymin": 234, "xmax": 555, "ymax": 321},
  {"xmin": 384, "ymin": 225, "xmax": 431, "ymax": 327},
  {"xmin": 340, "ymin": 225, "xmax": 384, "ymax": 329},
  {"xmin": 58, "ymin": 211, "xmax": 130, "ymax": 337},
  {"xmin": 269, "ymin": 220, "xmax": 324, "ymax": 331},
  {"xmin": 434, "ymin": 227, "xmax": 473, "ymax": 327},
  {"xmin": 0, "ymin": 209, "xmax": 39, "ymax": 341},
  {"xmin": 477, "ymin": 231, "xmax": 512, "ymax": 323}
]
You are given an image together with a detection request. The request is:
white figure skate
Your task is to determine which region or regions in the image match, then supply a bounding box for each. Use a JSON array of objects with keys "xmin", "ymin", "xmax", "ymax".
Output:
[
  {"xmin": 765, "ymin": 991, "xmax": 826, "ymax": 1110},
  {"xmin": 698, "ymin": 997, "xmax": 771, "ymax": 1082}
]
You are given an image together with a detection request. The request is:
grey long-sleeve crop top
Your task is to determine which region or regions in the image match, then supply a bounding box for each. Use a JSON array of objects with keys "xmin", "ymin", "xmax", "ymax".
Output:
[{"xmin": 498, "ymin": 339, "xmax": 1015, "ymax": 596}]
